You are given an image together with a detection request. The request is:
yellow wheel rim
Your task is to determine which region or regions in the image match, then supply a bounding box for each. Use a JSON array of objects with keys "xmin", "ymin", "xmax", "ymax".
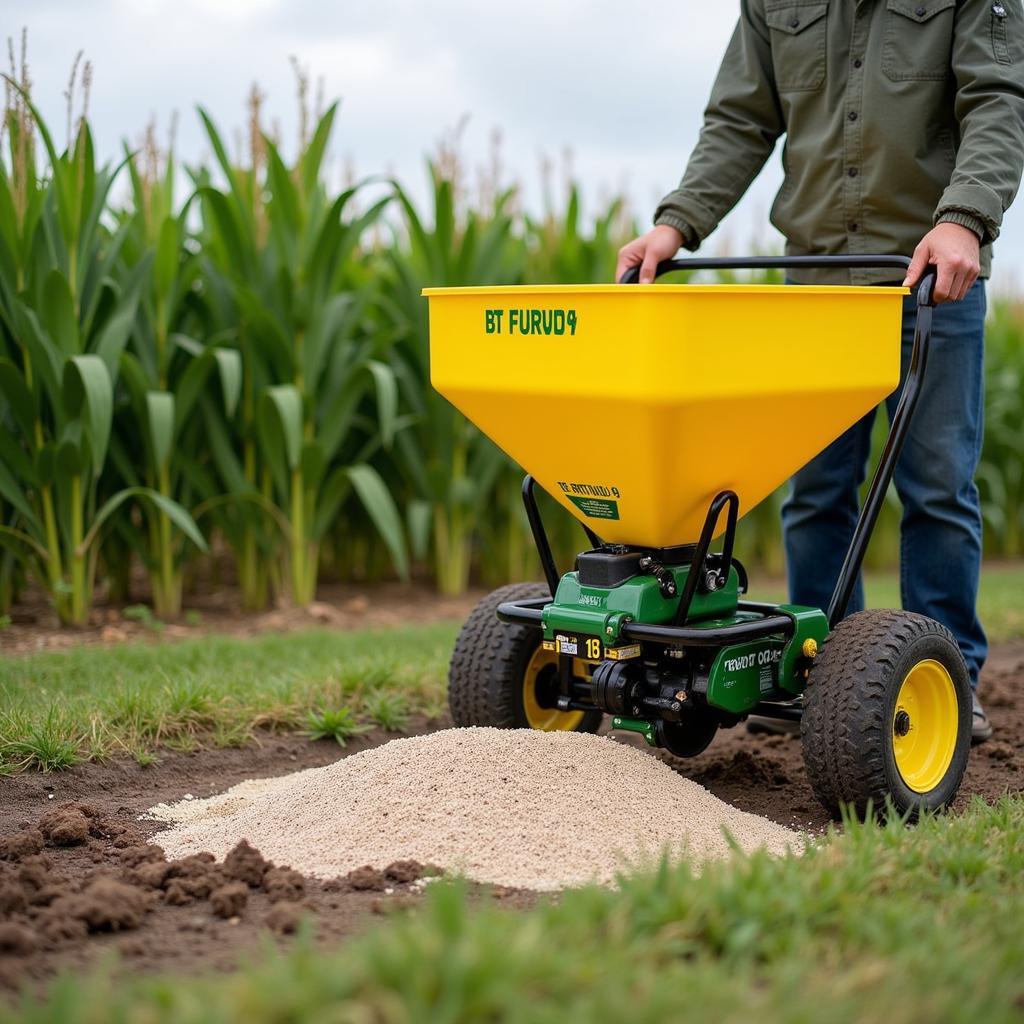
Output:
[
  {"xmin": 891, "ymin": 659, "xmax": 959, "ymax": 794},
  {"xmin": 522, "ymin": 646, "xmax": 585, "ymax": 731}
]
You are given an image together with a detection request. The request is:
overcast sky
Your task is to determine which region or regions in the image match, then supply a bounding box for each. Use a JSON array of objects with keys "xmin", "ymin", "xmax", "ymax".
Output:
[{"xmin": 9, "ymin": 0, "xmax": 1024, "ymax": 290}]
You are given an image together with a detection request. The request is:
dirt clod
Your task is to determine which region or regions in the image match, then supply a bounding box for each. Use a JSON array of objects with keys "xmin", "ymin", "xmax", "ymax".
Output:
[
  {"xmin": 18, "ymin": 855, "xmax": 55, "ymax": 892},
  {"xmin": 62, "ymin": 877, "xmax": 149, "ymax": 933},
  {"xmin": 384, "ymin": 860, "xmax": 425, "ymax": 884},
  {"xmin": 38, "ymin": 805, "xmax": 90, "ymax": 847},
  {"xmin": 210, "ymin": 882, "xmax": 248, "ymax": 919},
  {"xmin": 118, "ymin": 844, "xmax": 166, "ymax": 867},
  {"xmin": 346, "ymin": 866, "xmax": 387, "ymax": 891},
  {"xmin": 37, "ymin": 910, "xmax": 87, "ymax": 945},
  {"xmin": 127, "ymin": 861, "xmax": 171, "ymax": 890},
  {"xmin": 263, "ymin": 866, "xmax": 304, "ymax": 902},
  {"xmin": 166, "ymin": 852, "xmax": 215, "ymax": 879},
  {"xmin": 0, "ymin": 922, "xmax": 37, "ymax": 956},
  {"xmin": 224, "ymin": 840, "xmax": 271, "ymax": 886},
  {"xmin": 265, "ymin": 901, "xmax": 304, "ymax": 935},
  {"xmin": 0, "ymin": 830, "xmax": 44, "ymax": 861},
  {"xmin": 0, "ymin": 882, "xmax": 27, "ymax": 916}
]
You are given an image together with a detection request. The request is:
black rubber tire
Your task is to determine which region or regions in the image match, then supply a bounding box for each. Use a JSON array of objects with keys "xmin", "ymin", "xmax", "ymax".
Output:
[
  {"xmin": 801, "ymin": 609, "xmax": 972, "ymax": 821},
  {"xmin": 448, "ymin": 582, "xmax": 603, "ymax": 732}
]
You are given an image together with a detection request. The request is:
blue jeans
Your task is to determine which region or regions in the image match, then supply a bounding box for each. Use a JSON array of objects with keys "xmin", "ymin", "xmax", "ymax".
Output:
[{"xmin": 782, "ymin": 280, "xmax": 988, "ymax": 687}]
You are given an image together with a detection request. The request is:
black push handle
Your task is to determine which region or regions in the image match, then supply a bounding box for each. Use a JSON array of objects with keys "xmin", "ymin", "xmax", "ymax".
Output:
[
  {"xmin": 618, "ymin": 254, "xmax": 939, "ymax": 309},
  {"xmin": 828, "ymin": 263, "xmax": 937, "ymax": 623}
]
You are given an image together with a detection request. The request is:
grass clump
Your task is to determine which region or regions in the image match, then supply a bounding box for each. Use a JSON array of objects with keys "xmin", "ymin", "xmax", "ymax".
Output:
[
  {"xmin": 4, "ymin": 796, "xmax": 1023, "ymax": 1022},
  {"xmin": 304, "ymin": 707, "xmax": 370, "ymax": 746},
  {"xmin": 363, "ymin": 690, "xmax": 411, "ymax": 732},
  {"xmin": 0, "ymin": 623, "xmax": 456, "ymax": 771}
]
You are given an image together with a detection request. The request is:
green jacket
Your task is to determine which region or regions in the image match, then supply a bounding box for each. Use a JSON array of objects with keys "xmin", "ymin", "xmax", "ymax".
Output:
[{"xmin": 655, "ymin": 0, "xmax": 1024, "ymax": 283}]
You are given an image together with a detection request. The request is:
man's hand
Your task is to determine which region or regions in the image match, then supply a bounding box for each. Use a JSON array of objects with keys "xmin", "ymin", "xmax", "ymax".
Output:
[
  {"xmin": 615, "ymin": 225, "xmax": 685, "ymax": 284},
  {"xmin": 903, "ymin": 222, "xmax": 981, "ymax": 303}
]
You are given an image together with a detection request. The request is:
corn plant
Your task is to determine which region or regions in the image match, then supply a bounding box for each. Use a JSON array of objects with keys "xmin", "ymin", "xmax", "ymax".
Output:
[
  {"xmin": 0, "ymin": 82, "xmax": 204, "ymax": 624},
  {"xmin": 195, "ymin": 101, "xmax": 407, "ymax": 606},
  {"xmin": 380, "ymin": 169, "xmax": 525, "ymax": 595},
  {"xmin": 106, "ymin": 135, "xmax": 241, "ymax": 618}
]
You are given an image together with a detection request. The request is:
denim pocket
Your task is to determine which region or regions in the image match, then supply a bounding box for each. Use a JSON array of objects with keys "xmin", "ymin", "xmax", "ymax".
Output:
[
  {"xmin": 765, "ymin": 2, "xmax": 829, "ymax": 92},
  {"xmin": 882, "ymin": 0, "xmax": 957, "ymax": 81}
]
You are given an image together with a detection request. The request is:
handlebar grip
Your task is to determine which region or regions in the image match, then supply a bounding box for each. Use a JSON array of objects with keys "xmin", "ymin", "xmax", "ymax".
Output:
[{"xmin": 618, "ymin": 253, "xmax": 938, "ymax": 308}]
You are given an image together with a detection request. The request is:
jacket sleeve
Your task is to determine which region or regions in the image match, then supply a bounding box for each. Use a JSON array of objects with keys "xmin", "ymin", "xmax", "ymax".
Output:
[
  {"xmin": 654, "ymin": 0, "xmax": 784, "ymax": 248},
  {"xmin": 934, "ymin": 0, "xmax": 1024, "ymax": 244}
]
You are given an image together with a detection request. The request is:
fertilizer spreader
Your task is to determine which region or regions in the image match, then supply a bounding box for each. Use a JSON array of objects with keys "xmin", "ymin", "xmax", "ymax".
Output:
[{"xmin": 424, "ymin": 256, "xmax": 971, "ymax": 819}]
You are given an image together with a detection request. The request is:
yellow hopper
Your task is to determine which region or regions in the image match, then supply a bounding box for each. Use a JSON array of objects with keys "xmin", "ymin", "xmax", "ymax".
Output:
[{"xmin": 425, "ymin": 281, "xmax": 906, "ymax": 546}]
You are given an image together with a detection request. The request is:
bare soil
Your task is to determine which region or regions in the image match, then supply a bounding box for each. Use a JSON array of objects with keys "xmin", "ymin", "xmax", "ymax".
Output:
[
  {"xmin": 0, "ymin": 581, "xmax": 482, "ymax": 656},
  {"xmin": 0, "ymin": 644, "xmax": 1021, "ymax": 995}
]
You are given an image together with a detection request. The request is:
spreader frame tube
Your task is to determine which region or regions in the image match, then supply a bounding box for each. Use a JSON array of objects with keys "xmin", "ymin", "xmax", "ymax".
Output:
[{"xmin": 494, "ymin": 596, "xmax": 795, "ymax": 647}]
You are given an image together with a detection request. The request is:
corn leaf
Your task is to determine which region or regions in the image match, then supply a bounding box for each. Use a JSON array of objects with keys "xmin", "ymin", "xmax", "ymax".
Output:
[
  {"xmin": 344, "ymin": 464, "xmax": 409, "ymax": 580},
  {"xmin": 262, "ymin": 385, "xmax": 304, "ymax": 471},
  {"xmin": 145, "ymin": 391, "xmax": 175, "ymax": 469},
  {"xmin": 62, "ymin": 355, "xmax": 112, "ymax": 477},
  {"xmin": 41, "ymin": 271, "xmax": 78, "ymax": 355}
]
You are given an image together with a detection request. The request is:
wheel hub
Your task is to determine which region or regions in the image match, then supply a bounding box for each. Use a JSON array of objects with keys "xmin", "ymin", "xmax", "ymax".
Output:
[
  {"xmin": 891, "ymin": 659, "xmax": 959, "ymax": 794},
  {"xmin": 522, "ymin": 646, "xmax": 585, "ymax": 731}
]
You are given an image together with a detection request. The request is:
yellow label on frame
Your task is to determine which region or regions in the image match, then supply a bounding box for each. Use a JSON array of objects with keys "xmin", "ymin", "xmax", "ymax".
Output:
[{"xmin": 606, "ymin": 644, "xmax": 642, "ymax": 661}]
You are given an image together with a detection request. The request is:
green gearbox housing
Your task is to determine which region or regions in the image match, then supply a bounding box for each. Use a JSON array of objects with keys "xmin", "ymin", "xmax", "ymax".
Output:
[{"xmin": 542, "ymin": 563, "xmax": 828, "ymax": 715}]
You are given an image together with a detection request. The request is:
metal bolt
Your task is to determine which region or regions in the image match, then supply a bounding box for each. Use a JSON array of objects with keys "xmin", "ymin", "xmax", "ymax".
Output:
[
  {"xmin": 894, "ymin": 709, "xmax": 912, "ymax": 736},
  {"xmin": 674, "ymin": 690, "xmax": 688, "ymax": 702},
  {"xmin": 606, "ymin": 626, "xmax": 614, "ymax": 635},
  {"xmin": 705, "ymin": 571, "xmax": 720, "ymax": 592},
  {"xmin": 802, "ymin": 638, "xmax": 819, "ymax": 659}
]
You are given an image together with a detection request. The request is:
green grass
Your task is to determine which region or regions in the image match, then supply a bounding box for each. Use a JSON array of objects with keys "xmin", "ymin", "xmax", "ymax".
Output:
[
  {"xmin": 5, "ymin": 796, "xmax": 1023, "ymax": 1022},
  {"xmin": 0, "ymin": 624, "xmax": 457, "ymax": 771}
]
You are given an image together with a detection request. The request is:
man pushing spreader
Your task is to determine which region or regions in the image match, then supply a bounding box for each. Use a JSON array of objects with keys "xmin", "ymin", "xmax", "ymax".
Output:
[{"xmin": 618, "ymin": 0, "xmax": 1024, "ymax": 743}]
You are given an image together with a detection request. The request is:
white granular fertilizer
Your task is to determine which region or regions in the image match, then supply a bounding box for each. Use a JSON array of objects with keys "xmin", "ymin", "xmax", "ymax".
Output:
[{"xmin": 149, "ymin": 728, "xmax": 801, "ymax": 890}]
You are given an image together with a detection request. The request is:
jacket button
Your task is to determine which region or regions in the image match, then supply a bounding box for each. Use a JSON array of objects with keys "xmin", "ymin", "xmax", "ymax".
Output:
[
  {"xmin": 848, "ymin": 167, "xmax": 859, "ymax": 177},
  {"xmin": 853, "ymin": 58, "xmax": 863, "ymax": 68},
  {"xmin": 849, "ymin": 223, "xmax": 859, "ymax": 233},
  {"xmin": 790, "ymin": 16, "xmax": 800, "ymax": 27},
  {"xmin": 915, "ymin": 5, "xmax": 926, "ymax": 14},
  {"xmin": 848, "ymin": 111, "xmax": 858, "ymax": 121}
]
